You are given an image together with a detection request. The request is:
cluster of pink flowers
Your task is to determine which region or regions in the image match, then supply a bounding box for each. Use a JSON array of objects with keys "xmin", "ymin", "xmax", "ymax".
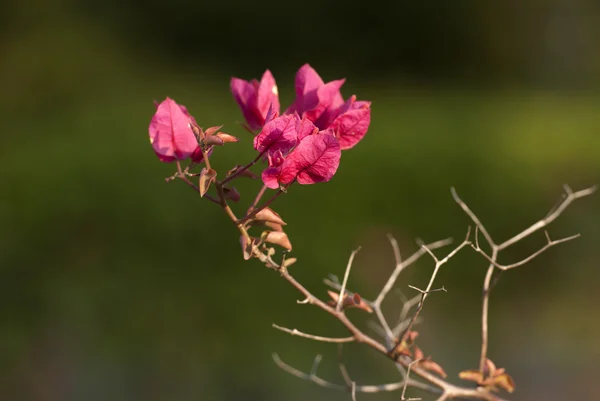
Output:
[{"xmin": 149, "ymin": 64, "xmax": 371, "ymax": 189}]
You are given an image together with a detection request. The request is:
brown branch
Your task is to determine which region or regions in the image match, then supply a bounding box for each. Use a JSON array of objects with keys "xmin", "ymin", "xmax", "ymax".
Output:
[
  {"xmin": 173, "ymin": 161, "xmax": 220, "ymax": 204},
  {"xmin": 399, "ymin": 228, "xmax": 471, "ymax": 344},
  {"xmin": 272, "ymin": 353, "xmax": 435, "ymax": 394},
  {"xmin": 401, "ymin": 358, "xmax": 423, "ymax": 401},
  {"xmin": 272, "ymin": 324, "xmax": 355, "ymax": 343},
  {"xmin": 452, "ymin": 184, "xmax": 595, "ymax": 373},
  {"xmin": 337, "ymin": 247, "xmax": 361, "ymax": 311},
  {"xmin": 497, "ymin": 185, "xmax": 596, "ymax": 251},
  {"xmin": 473, "ymin": 231, "xmax": 581, "ymax": 271}
]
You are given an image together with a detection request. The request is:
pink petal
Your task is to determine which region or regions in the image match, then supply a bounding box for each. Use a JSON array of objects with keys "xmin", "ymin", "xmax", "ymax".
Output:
[
  {"xmin": 231, "ymin": 70, "xmax": 280, "ymax": 130},
  {"xmin": 295, "ymin": 116, "xmax": 318, "ymax": 141},
  {"xmin": 149, "ymin": 97, "xmax": 198, "ymax": 162},
  {"xmin": 304, "ymin": 78, "xmax": 345, "ymax": 124},
  {"xmin": 253, "ymin": 114, "xmax": 299, "ymax": 156},
  {"xmin": 292, "ymin": 64, "xmax": 324, "ymax": 112},
  {"xmin": 330, "ymin": 97, "xmax": 371, "ymax": 150},
  {"xmin": 262, "ymin": 166, "xmax": 281, "ymax": 189},
  {"xmin": 230, "ymin": 77, "xmax": 261, "ymax": 130},
  {"xmin": 257, "ymin": 70, "xmax": 280, "ymax": 118},
  {"xmin": 278, "ymin": 133, "xmax": 341, "ymax": 185}
]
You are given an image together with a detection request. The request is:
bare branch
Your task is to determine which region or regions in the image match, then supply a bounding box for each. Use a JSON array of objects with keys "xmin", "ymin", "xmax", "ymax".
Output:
[
  {"xmin": 401, "ymin": 358, "xmax": 423, "ymax": 401},
  {"xmin": 408, "ymin": 285, "xmax": 447, "ymax": 295},
  {"xmin": 374, "ymin": 237, "xmax": 453, "ymax": 306},
  {"xmin": 400, "ymin": 228, "xmax": 471, "ymax": 343},
  {"xmin": 497, "ymin": 185, "xmax": 596, "ymax": 251},
  {"xmin": 337, "ymin": 247, "xmax": 361, "ymax": 311},
  {"xmin": 273, "ymin": 353, "xmax": 409, "ymax": 393},
  {"xmin": 473, "ymin": 232, "xmax": 581, "ymax": 271},
  {"xmin": 338, "ymin": 344, "xmax": 356, "ymax": 387},
  {"xmin": 451, "ymin": 187, "xmax": 495, "ymax": 248},
  {"xmin": 272, "ymin": 324, "xmax": 355, "ymax": 343}
]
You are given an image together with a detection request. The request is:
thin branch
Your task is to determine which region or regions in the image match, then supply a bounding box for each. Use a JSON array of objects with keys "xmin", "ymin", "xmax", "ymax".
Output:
[
  {"xmin": 497, "ymin": 184, "xmax": 596, "ymax": 251},
  {"xmin": 248, "ymin": 184, "xmax": 268, "ymax": 212},
  {"xmin": 173, "ymin": 161, "xmax": 220, "ymax": 204},
  {"xmin": 221, "ymin": 151, "xmax": 265, "ymax": 186},
  {"xmin": 272, "ymin": 354, "xmax": 434, "ymax": 394},
  {"xmin": 337, "ymin": 344, "xmax": 353, "ymax": 388},
  {"xmin": 400, "ymin": 228, "xmax": 471, "ymax": 344},
  {"xmin": 272, "ymin": 324, "xmax": 355, "ymax": 343},
  {"xmin": 473, "ymin": 231, "xmax": 581, "ymax": 271},
  {"xmin": 401, "ymin": 358, "xmax": 423, "ymax": 401},
  {"xmin": 374, "ymin": 237, "xmax": 453, "ymax": 306},
  {"xmin": 451, "ymin": 187, "xmax": 495, "ymax": 248},
  {"xmin": 310, "ymin": 354, "xmax": 323, "ymax": 376},
  {"xmin": 237, "ymin": 188, "xmax": 286, "ymax": 224},
  {"xmin": 392, "ymin": 294, "xmax": 422, "ymax": 337},
  {"xmin": 337, "ymin": 247, "xmax": 361, "ymax": 311},
  {"xmin": 452, "ymin": 185, "xmax": 595, "ymax": 374}
]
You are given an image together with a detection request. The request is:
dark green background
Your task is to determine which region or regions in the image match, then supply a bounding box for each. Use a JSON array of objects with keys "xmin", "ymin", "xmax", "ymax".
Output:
[{"xmin": 1, "ymin": 1, "xmax": 599, "ymax": 400}]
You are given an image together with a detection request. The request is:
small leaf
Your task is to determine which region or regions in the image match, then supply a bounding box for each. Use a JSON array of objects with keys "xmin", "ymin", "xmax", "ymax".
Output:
[
  {"xmin": 216, "ymin": 132, "xmax": 240, "ymax": 143},
  {"xmin": 282, "ymin": 257, "xmax": 297, "ymax": 268},
  {"xmin": 223, "ymin": 187, "xmax": 240, "ymax": 202},
  {"xmin": 240, "ymin": 236, "xmax": 257, "ymax": 260},
  {"xmin": 483, "ymin": 358, "xmax": 497, "ymax": 377},
  {"xmin": 420, "ymin": 359, "xmax": 447, "ymax": 378},
  {"xmin": 254, "ymin": 207, "xmax": 287, "ymax": 225},
  {"xmin": 490, "ymin": 373, "xmax": 516, "ymax": 393},
  {"xmin": 351, "ymin": 293, "xmax": 373, "ymax": 313},
  {"xmin": 263, "ymin": 231, "xmax": 292, "ymax": 251},
  {"xmin": 265, "ymin": 221, "xmax": 284, "ymax": 231},
  {"xmin": 413, "ymin": 346, "xmax": 424, "ymax": 360},
  {"xmin": 391, "ymin": 340, "xmax": 412, "ymax": 358},
  {"xmin": 199, "ymin": 167, "xmax": 217, "ymax": 197},
  {"xmin": 459, "ymin": 370, "xmax": 484, "ymax": 383},
  {"xmin": 202, "ymin": 135, "xmax": 225, "ymax": 146},
  {"xmin": 204, "ymin": 125, "xmax": 223, "ymax": 136}
]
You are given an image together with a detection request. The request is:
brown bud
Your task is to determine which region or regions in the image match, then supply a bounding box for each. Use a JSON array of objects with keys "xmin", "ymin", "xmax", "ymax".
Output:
[
  {"xmin": 223, "ymin": 187, "xmax": 241, "ymax": 202},
  {"xmin": 263, "ymin": 231, "xmax": 292, "ymax": 251},
  {"xmin": 204, "ymin": 125, "xmax": 223, "ymax": 136},
  {"xmin": 413, "ymin": 346, "xmax": 424, "ymax": 361},
  {"xmin": 420, "ymin": 359, "xmax": 447, "ymax": 378},
  {"xmin": 265, "ymin": 222, "xmax": 284, "ymax": 232},
  {"xmin": 282, "ymin": 257, "xmax": 297, "ymax": 268},
  {"xmin": 190, "ymin": 122, "xmax": 204, "ymax": 139},
  {"xmin": 490, "ymin": 373, "xmax": 515, "ymax": 393},
  {"xmin": 254, "ymin": 207, "xmax": 286, "ymax": 225},
  {"xmin": 391, "ymin": 340, "xmax": 412, "ymax": 358},
  {"xmin": 215, "ymin": 132, "xmax": 239, "ymax": 143},
  {"xmin": 240, "ymin": 235, "xmax": 257, "ymax": 260},
  {"xmin": 202, "ymin": 135, "xmax": 224, "ymax": 146},
  {"xmin": 199, "ymin": 168, "xmax": 216, "ymax": 197},
  {"xmin": 459, "ymin": 370, "xmax": 484, "ymax": 383},
  {"xmin": 326, "ymin": 291, "xmax": 373, "ymax": 313}
]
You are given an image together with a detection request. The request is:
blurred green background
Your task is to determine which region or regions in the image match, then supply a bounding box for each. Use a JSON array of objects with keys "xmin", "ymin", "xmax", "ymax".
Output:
[{"xmin": 1, "ymin": 1, "xmax": 599, "ymax": 400}]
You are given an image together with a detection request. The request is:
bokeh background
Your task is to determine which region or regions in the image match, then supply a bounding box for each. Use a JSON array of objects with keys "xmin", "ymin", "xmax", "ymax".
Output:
[{"xmin": 1, "ymin": 1, "xmax": 599, "ymax": 400}]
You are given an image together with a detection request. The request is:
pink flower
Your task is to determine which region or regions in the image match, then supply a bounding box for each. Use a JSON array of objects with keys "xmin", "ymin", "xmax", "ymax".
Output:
[
  {"xmin": 329, "ymin": 95, "xmax": 371, "ymax": 150},
  {"xmin": 230, "ymin": 70, "xmax": 280, "ymax": 130},
  {"xmin": 286, "ymin": 64, "xmax": 346, "ymax": 127},
  {"xmin": 259, "ymin": 115, "xmax": 341, "ymax": 189},
  {"xmin": 285, "ymin": 64, "xmax": 371, "ymax": 149},
  {"xmin": 149, "ymin": 97, "xmax": 199, "ymax": 162}
]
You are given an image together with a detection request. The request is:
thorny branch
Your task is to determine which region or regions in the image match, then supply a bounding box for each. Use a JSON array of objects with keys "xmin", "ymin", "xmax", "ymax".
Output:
[
  {"xmin": 451, "ymin": 184, "xmax": 596, "ymax": 373},
  {"xmin": 172, "ymin": 160, "xmax": 593, "ymax": 401}
]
